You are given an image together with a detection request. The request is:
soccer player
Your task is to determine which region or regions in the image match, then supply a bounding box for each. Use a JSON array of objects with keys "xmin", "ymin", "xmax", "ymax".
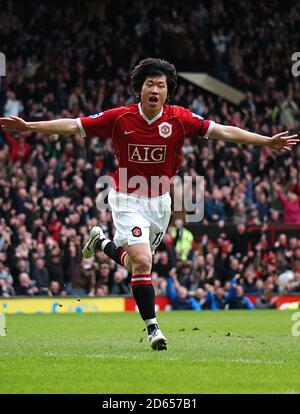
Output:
[{"xmin": 1, "ymin": 58, "xmax": 298, "ymax": 350}]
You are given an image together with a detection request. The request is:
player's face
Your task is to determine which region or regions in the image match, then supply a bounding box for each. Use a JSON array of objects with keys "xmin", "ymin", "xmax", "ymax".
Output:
[{"xmin": 140, "ymin": 75, "xmax": 168, "ymax": 117}]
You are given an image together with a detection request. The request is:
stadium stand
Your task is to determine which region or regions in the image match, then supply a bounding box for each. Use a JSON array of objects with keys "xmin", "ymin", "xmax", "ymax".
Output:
[{"xmin": 0, "ymin": 0, "xmax": 300, "ymax": 306}]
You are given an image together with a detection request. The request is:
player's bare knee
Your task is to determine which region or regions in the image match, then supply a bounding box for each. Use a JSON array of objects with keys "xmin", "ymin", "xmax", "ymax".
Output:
[{"xmin": 131, "ymin": 253, "xmax": 152, "ymax": 274}]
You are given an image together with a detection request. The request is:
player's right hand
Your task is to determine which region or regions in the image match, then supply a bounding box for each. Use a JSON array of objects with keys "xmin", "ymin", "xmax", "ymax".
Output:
[{"xmin": 0, "ymin": 116, "xmax": 29, "ymax": 132}]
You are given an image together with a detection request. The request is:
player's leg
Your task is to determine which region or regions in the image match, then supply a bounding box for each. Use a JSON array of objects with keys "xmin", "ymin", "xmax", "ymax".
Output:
[
  {"xmin": 82, "ymin": 189, "xmax": 169, "ymax": 350},
  {"xmin": 123, "ymin": 241, "xmax": 167, "ymax": 351},
  {"xmin": 82, "ymin": 224, "xmax": 166, "ymax": 350},
  {"xmin": 126, "ymin": 195, "xmax": 172, "ymax": 351},
  {"xmin": 82, "ymin": 226, "xmax": 132, "ymax": 270},
  {"xmin": 97, "ymin": 237, "xmax": 133, "ymax": 274},
  {"xmin": 139, "ymin": 196, "xmax": 171, "ymax": 349},
  {"xmin": 82, "ymin": 189, "xmax": 133, "ymax": 268}
]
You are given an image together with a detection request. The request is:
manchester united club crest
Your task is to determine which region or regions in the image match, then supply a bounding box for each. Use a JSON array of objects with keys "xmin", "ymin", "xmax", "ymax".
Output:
[
  {"xmin": 158, "ymin": 122, "xmax": 172, "ymax": 138},
  {"xmin": 132, "ymin": 226, "xmax": 142, "ymax": 237}
]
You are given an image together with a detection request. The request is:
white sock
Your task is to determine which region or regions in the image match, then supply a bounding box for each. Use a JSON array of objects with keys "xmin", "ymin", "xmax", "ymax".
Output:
[
  {"xmin": 145, "ymin": 318, "xmax": 157, "ymax": 327},
  {"xmin": 100, "ymin": 239, "xmax": 110, "ymax": 250}
]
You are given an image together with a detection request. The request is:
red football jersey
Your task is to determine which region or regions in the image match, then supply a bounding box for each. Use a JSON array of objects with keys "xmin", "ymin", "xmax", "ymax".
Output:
[{"xmin": 77, "ymin": 103, "xmax": 215, "ymax": 196}]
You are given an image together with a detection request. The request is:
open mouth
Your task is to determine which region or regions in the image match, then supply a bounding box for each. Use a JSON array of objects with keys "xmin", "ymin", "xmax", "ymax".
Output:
[{"xmin": 149, "ymin": 96, "xmax": 159, "ymax": 103}]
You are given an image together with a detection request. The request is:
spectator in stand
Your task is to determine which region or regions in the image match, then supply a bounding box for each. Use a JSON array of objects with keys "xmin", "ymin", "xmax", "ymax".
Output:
[
  {"xmin": 69, "ymin": 176, "xmax": 91, "ymax": 204},
  {"xmin": 10, "ymin": 258, "xmax": 29, "ymax": 285},
  {"xmin": 255, "ymin": 288, "xmax": 277, "ymax": 309},
  {"xmin": 0, "ymin": 257, "xmax": 15, "ymax": 296},
  {"xmin": 0, "ymin": 145, "xmax": 10, "ymax": 181},
  {"xmin": 212, "ymin": 286, "xmax": 227, "ymax": 310},
  {"xmin": 16, "ymin": 272, "xmax": 38, "ymax": 296},
  {"xmin": 225, "ymin": 275, "xmax": 255, "ymax": 310},
  {"xmin": 31, "ymin": 257, "xmax": 50, "ymax": 296},
  {"xmin": 247, "ymin": 206, "xmax": 262, "ymax": 225},
  {"xmin": 151, "ymin": 271, "xmax": 168, "ymax": 296},
  {"xmin": 285, "ymin": 167, "xmax": 300, "ymax": 197},
  {"xmin": 96, "ymin": 263, "xmax": 111, "ymax": 291},
  {"xmin": 80, "ymin": 258, "xmax": 97, "ymax": 296},
  {"xmin": 31, "ymin": 143, "xmax": 48, "ymax": 182},
  {"xmin": 157, "ymin": 230, "xmax": 177, "ymax": 268},
  {"xmin": 171, "ymin": 218, "xmax": 194, "ymax": 261},
  {"xmin": 0, "ymin": 278, "xmax": 16, "ymax": 297},
  {"xmin": 177, "ymin": 261, "xmax": 194, "ymax": 290},
  {"xmin": 152, "ymin": 251, "xmax": 173, "ymax": 278},
  {"xmin": 256, "ymin": 193, "xmax": 270, "ymax": 223},
  {"xmin": 280, "ymin": 92, "xmax": 299, "ymax": 131},
  {"xmin": 49, "ymin": 280, "xmax": 65, "ymax": 296},
  {"xmin": 205, "ymin": 187, "xmax": 225, "ymax": 224},
  {"xmin": 3, "ymin": 90, "xmax": 23, "ymax": 118},
  {"xmin": 292, "ymin": 247, "xmax": 300, "ymax": 273},
  {"xmin": 41, "ymin": 175, "xmax": 58, "ymax": 199},
  {"xmin": 274, "ymin": 182, "xmax": 300, "ymax": 224},
  {"xmin": 110, "ymin": 269, "xmax": 130, "ymax": 295},
  {"xmin": 0, "ymin": 259, "xmax": 13, "ymax": 285},
  {"xmin": 232, "ymin": 202, "xmax": 247, "ymax": 225},
  {"xmin": 285, "ymin": 271, "xmax": 300, "ymax": 293},
  {"xmin": 274, "ymin": 234, "xmax": 289, "ymax": 255},
  {"xmin": 227, "ymin": 257, "xmax": 243, "ymax": 281},
  {"xmin": 193, "ymin": 285, "xmax": 219, "ymax": 310},
  {"xmin": 45, "ymin": 239, "xmax": 65, "ymax": 290},
  {"xmin": 231, "ymin": 224, "xmax": 249, "ymax": 256},
  {"xmin": 255, "ymin": 279, "xmax": 265, "ymax": 295},
  {"xmin": 243, "ymin": 266, "xmax": 259, "ymax": 294},
  {"xmin": 3, "ymin": 131, "xmax": 31, "ymax": 164},
  {"xmin": 277, "ymin": 269, "xmax": 294, "ymax": 293},
  {"xmin": 166, "ymin": 269, "xmax": 201, "ymax": 310},
  {"xmin": 96, "ymin": 283, "xmax": 109, "ymax": 296}
]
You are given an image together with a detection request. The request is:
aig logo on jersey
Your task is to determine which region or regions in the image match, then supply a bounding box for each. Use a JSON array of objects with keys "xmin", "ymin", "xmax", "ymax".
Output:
[
  {"xmin": 128, "ymin": 144, "xmax": 166, "ymax": 163},
  {"xmin": 158, "ymin": 122, "xmax": 172, "ymax": 138}
]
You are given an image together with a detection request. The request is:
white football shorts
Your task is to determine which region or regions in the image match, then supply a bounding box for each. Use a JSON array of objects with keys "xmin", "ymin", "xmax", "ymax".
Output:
[{"xmin": 108, "ymin": 188, "xmax": 171, "ymax": 253}]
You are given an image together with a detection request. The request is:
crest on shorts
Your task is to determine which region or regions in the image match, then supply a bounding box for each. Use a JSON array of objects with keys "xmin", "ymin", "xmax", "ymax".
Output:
[
  {"xmin": 132, "ymin": 227, "xmax": 142, "ymax": 237},
  {"xmin": 158, "ymin": 122, "xmax": 172, "ymax": 138}
]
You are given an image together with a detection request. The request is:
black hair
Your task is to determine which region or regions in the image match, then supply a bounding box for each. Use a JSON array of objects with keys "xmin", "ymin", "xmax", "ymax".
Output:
[{"xmin": 131, "ymin": 58, "xmax": 177, "ymax": 99}]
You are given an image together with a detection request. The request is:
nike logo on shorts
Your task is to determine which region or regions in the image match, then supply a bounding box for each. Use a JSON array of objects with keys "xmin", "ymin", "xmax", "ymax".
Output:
[{"xmin": 124, "ymin": 131, "xmax": 135, "ymax": 135}]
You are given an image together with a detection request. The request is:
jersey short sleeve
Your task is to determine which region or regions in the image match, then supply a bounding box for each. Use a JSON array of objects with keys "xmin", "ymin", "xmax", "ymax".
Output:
[
  {"xmin": 76, "ymin": 107, "xmax": 124, "ymax": 138},
  {"xmin": 176, "ymin": 106, "xmax": 215, "ymax": 139}
]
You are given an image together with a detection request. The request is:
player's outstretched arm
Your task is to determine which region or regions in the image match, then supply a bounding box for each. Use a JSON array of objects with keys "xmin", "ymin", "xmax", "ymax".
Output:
[
  {"xmin": 210, "ymin": 123, "xmax": 299, "ymax": 151},
  {"xmin": 0, "ymin": 116, "xmax": 79, "ymax": 135}
]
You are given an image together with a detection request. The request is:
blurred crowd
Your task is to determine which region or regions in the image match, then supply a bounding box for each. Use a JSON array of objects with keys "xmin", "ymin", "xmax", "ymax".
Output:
[{"xmin": 0, "ymin": 0, "xmax": 300, "ymax": 304}]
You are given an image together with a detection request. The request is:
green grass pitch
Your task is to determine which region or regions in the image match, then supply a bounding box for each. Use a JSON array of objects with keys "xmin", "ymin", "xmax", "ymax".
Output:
[{"xmin": 0, "ymin": 310, "xmax": 299, "ymax": 394}]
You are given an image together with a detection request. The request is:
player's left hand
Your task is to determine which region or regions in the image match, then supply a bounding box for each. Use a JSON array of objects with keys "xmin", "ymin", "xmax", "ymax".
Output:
[{"xmin": 267, "ymin": 131, "xmax": 299, "ymax": 151}]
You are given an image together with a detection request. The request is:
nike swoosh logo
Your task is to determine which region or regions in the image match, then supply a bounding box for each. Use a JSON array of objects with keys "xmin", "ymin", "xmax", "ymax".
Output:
[{"xmin": 124, "ymin": 131, "xmax": 135, "ymax": 135}]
